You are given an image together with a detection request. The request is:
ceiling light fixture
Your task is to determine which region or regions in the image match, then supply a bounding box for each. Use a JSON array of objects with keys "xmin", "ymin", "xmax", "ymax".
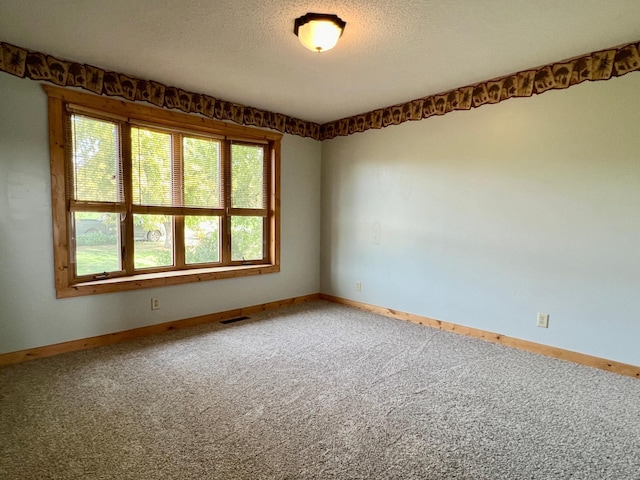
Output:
[{"xmin": 294, "ymin": 13, "xmax": 346, "ymax": 53}]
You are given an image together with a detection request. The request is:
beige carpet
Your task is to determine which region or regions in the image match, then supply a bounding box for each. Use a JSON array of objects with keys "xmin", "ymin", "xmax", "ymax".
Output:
[{"xmin": 1, "ymin": 300, "xmax": 639, "ymax": 479}]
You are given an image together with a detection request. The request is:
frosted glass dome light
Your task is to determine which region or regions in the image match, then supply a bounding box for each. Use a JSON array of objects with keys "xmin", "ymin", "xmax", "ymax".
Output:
[{"xmin": 294, "ymin": 13, "xmax": 346, "ymax": 53}]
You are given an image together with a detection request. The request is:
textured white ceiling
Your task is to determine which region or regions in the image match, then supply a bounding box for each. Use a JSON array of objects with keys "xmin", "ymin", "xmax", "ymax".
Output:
[{"xmin": 2, "ymin": 0, "xmax": 640, "ymax": 123}]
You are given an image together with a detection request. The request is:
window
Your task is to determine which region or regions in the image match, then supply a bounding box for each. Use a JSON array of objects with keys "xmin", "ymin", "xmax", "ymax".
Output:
[{"xmin": 45, "ymin": 86, "xmax": 280, "ymax": 298}]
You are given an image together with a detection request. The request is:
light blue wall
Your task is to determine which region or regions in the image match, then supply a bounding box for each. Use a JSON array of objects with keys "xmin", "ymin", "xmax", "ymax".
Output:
[
  {"xmin": 0, "ymin": 73, "xmax": 322, "ymax": 354},
  {"xmin": 321, "ymin": 74, "xmax": 640, "ymax": 366},
  {"xmin": 3, "ymin": 68, "xmax": 640, "ymax": 367}
]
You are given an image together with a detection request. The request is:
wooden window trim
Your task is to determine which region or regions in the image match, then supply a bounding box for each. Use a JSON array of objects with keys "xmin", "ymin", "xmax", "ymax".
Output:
[{"xmin": 44, "ymin": 85, "xmax": 281, "ymax": 298}]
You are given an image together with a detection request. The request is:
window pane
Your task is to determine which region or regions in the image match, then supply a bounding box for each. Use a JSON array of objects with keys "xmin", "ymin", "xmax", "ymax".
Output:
[
  {"xmin": 231, "ymin": 216, "xmax": 264, "ymax": 261},
  {"xmin": 133, "ymin": 214, "xmax": 173, "ymax": 269},
  {"xmin": 185, "ymin": 216, "xmax": 220, "ymax": 264},
  {"xmin": 71, "ymin": 115, "xmax": 120, "ymax": 202},
  {"xmin": 74, "ymin": 212, "xmax": 121, "ymax": 276},
  {"xmin": 184, "ymin": 137, "xmax": 221, "ymax": 208},
  {"xmin": 131, "ymin": 128, "xmax": 173, "ymax": 206},
  {"xmin": 231, "ymin": 144, "xmax": 265, "ymax": 208}
]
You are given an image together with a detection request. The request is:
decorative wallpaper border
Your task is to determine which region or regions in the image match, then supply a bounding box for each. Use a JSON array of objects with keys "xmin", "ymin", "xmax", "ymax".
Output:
[
  {"xmin": 320, "ymin": 40, "xmax": 640, "ymax": 140},
  {"xmin": 0, "ymin": 41, "xmax": 321, "ymax": 140},
  {"xmin": 1, "ymin": 39, "xmax": 639, "ymax": 141}
]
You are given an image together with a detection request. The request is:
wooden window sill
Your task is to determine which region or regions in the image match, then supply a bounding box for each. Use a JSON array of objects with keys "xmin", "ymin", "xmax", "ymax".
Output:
[{"xmin": 57, "ymin": 264, "xmax": 280, "ymax": 298}]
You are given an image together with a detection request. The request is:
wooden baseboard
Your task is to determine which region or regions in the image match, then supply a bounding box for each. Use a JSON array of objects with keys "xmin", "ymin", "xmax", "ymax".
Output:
[
  {"xmin": 0, "ymin": 293, "xmax": 320, "ymax": 366},
  {"xmin": 320, "ymin": 294, "xmax": 640, "ymax": 380},
  {"xmin": 4, "ymin": 292, "xmax": 637, "ymax": 380}
]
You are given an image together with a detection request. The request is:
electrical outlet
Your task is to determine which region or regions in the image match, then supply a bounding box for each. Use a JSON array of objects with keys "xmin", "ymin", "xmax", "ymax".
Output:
[
  {"xmin": 355, "ymin": 281, "xmax": 362, "ymax": 291},
  {"xmin": 151, "ymin": 298, "xmax": 160, "ymax": 310},
  {"xmin": 537, "ymin": 313, "xmax": 549, "ymax": 328}
]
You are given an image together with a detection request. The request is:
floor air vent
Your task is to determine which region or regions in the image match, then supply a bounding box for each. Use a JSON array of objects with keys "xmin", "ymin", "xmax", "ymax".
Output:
[{"xmin": 221, "ymin": 316, "xmax": 250, "ymax": 325}]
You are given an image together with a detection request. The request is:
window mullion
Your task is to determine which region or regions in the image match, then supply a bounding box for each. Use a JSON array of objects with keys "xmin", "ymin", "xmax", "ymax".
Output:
[
  {"xmin": 68, "ymin": 200, "xmax": 126, "ymax": 213},
  {"xmin": 121, "ymin": 122, "xmax": 134, "ymax": 274},
  {"xmin": 173, "ymin": 133, "xmax": 185, "ymax": 269},
  {"xmin": 227, "ymin": 208, "xmax": 268, "ymax": 217},
  {"xmin": 221, "ymin": 140, "xmax": 232, "ymax": 265}
]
